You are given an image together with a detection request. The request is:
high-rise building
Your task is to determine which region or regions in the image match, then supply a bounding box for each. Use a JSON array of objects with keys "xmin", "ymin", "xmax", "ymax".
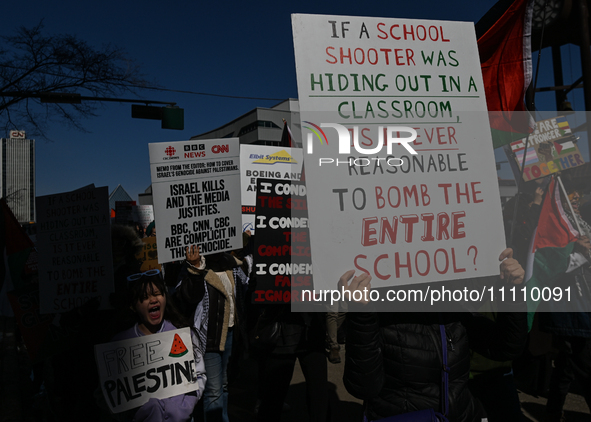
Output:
[{"xmin": 1, "ymin": 130, "xmax": 35, "ymax": 223}]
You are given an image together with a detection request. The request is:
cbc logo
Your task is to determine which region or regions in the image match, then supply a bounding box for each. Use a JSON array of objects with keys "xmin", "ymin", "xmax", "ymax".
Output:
[{"xmin": 211, "ymin": 144, "xmax": 230, "ymax": 154}]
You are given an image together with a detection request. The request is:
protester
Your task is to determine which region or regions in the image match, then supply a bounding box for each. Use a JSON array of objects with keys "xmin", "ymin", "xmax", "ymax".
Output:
[
  {"xmin": 106, "ymin": 269, "xmax": 202, "ymax": 422},
  {"xmin": 342, "ymin": 248, "xmax": 527, "ymax": 422},
  {"xmin": 253, "ymin": 305, "xmax": 329, "ymax": 422},
  {"xmin": 146, "ymin": 221, "xmax": 156, "ymax": 237},
  {"xmin": 463, "ymin": 185, "xmax": 546, "ymax": 422},
  {"xmin": 502, "ymin": 186, "xmax": 544, "ymax": 264},
  {"xmin": 43, "ymin": 224, "xmax": 145, "ymax": 421},
  {"xmin": 111, "ymin": 224, "xmax": 144, "ymax": 301},
  {"xmin": 539, "ymin": 185, "xmax": 591, "ymax": 422},
  {"xmin": 326, "ymin": 311, "xmax": 346, "ymax": 364},
  {"xmin": 174, "ymin": 245, "xmax": 249, "ymax": 422}
]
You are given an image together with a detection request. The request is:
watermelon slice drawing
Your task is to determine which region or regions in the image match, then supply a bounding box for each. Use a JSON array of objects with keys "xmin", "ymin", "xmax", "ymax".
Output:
[{"xmin": 169, "ymin": 333, "xmax": 188, "ymax": 358}]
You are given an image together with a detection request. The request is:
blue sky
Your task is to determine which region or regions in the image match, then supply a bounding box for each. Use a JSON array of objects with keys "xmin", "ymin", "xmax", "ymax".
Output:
[{"xmin": 2, "ymin": 0, "xmax": 585, "ymax": 201}]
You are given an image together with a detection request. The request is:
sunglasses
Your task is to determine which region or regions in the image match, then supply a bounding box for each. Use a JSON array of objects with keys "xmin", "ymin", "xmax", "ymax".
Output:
[{"xmin": 126, "ymin": 269, "xmax": 161, "ymax": 282}]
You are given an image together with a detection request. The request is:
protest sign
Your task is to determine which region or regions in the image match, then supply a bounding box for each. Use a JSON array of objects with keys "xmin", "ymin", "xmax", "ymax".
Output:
[
  {"xmin": 240, "ymin": 145, "xmax": 303, "ymax": 233},
  {"xmin": 133, "ymin": 205, "xmax": 154, "ymax": 230},
  {"xmin": 149, "ymin": 139, "xmax": 241, "ymax": 263},
  {"xmin": 95, "ymin": 327, "xmax": 197, "ymax": 413},
  {"xmin": 253, "ymin": 179, "xmax": 311, "ymax": 303},
  {"xmin": 36, "ymin": 186, "xmax": 114, "ymax": 313},
  {"xmin": 509, "ymin": 116, "xmax": 584, "ymax": 181},
  {"xmin": 136, "ymin": 237, "xmax": 162, "ymax": 272},
  {"xmin": 114, "ymin": 201, "xmax": 136, "ymax": 225},
  {"xmin": 292, "ymin": 14, "xmax": 506, "ymax": 292}
]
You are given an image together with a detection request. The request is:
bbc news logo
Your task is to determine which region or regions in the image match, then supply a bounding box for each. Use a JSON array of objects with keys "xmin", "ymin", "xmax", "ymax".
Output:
[
  {"xmin": 184, "ymin": 143, "xmax": 206, "ymax": 158},
  {"xmin": 303, "ymin": 122, "xmax": 417, "ymax": 167},
  {"xmin": 184, "ymin": 144, "xmax": 205, "ymax": 151}
]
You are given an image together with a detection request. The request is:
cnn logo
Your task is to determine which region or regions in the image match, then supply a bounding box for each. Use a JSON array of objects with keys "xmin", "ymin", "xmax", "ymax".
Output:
[{"xmin": 212, "ymin": 144, "xmax": 229, "ymax": 154}]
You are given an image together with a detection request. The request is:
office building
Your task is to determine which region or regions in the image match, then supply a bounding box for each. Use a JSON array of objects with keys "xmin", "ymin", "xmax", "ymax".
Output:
[
  {"xmin": 1, "ymin": 131, "xmax": 35, "ymax": 223},
  {"xmin": 190, "ymin": 98, "xmax": 300, "ymax": 145}
]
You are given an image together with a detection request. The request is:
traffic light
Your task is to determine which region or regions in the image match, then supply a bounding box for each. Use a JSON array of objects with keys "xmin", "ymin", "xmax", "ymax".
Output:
[
  {"xmin": 162, "ymin": 106, "xmax": 184, "ymax": 130},
  {"xmin": 131, "ymin": 105, "xmax": 184, "ymax": 130}
]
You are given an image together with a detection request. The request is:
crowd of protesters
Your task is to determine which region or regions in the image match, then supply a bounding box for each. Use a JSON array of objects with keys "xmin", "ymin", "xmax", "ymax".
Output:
[{"xmin": 3, "ymin": 173, "xmax": 591, "ymax": 422}]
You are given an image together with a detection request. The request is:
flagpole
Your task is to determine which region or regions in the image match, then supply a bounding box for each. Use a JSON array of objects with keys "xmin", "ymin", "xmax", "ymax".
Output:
[
  {"xmin": 508, "ymin": 130, "xmax": 534, "ymax": 249},
  {"xmin": 556, "ymin": 175, "xmax": 583, "ymax": 235},
  {"xmin": 508, "ymin": 0, "xmax": 548, "ymax": 250}
]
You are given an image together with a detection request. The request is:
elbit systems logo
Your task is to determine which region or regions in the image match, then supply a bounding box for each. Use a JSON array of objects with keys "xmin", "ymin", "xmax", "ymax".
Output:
[
  {"xmin": 250, "ymin": 150, "xmax": 298, "ymax": 165},
  {"xmin": 303, "ymin": 122, "xmax": 418, "ymax": 167}
]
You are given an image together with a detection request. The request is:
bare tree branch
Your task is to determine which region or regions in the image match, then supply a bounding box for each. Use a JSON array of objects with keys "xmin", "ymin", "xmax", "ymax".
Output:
[{"xmin": 0, "ymin": 21, "xmax": 151, "ymax": 139}]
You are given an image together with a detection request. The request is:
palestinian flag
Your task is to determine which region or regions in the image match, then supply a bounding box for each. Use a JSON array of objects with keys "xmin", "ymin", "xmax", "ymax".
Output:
[
  {"xmin": 525, "ymin": 178, "xmax": 579, "ymax": 328},
  {"xmin": 553, "ymin": 138, "xmax": 577, "ymax": 155},
  {"xmin": 477, "ymin": 0, "xmax": 535, "ymax": 148}
]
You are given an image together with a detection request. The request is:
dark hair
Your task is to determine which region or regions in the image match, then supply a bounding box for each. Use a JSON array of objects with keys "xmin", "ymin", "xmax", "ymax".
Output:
[{"xmin": 124, "ymin": 273, "xmax": 190, "ymax": 329}]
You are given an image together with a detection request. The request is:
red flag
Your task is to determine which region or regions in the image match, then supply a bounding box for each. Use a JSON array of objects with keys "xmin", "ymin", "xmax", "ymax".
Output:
[
  {"xmin": 524, "ymin": 177, "xmax": 579, "ymax": 328},
  {"xmin": 478, "ymin": 0, "xmax": 535, "ymax": 148},
  {"xmin": 280, "ymin": 119, "xmax": 293, "ymax": 148},
  {"xmin": 532, "ymin": 178, "xmax": 579, "ymax": 251}
]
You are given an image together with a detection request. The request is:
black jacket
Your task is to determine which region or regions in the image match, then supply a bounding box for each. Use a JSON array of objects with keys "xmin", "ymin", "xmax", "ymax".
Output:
[{"xmin": 344, "ymin": 309, "xmax": 527, "ymax": 422}]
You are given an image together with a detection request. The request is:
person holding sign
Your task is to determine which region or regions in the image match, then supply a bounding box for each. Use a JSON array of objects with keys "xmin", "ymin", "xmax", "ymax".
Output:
[
  {"xmin": 538, "ymin": 184, "xmax": 591, "ymax": 422},
  {"xmin": 174, "ymin": 245, "xmax": 249, "ymax": 422},
  {"xmin": 104, "ymin": 269, "xmax": 203, "ymax": 422},
  {"xmin": 342, "ymin": 248, "xmax": 527, "ymax": 422}
]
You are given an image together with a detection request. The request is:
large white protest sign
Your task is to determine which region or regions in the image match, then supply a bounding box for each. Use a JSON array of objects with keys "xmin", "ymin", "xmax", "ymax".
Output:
[
  {"xmin": 240, "ymin": 145, "xmax": 303, "ymax": 233},
  {"xmin": 292, "ymin": 14, "xmax": 505, "ymax": 291},
  {"xmin": 36, "ymin": 186, "xmax": 114, "ymax": 314},
  {"xmin": 149, "ymin": 139, "xmax": 241, "ymax": 262},
  {"xmin": 95, "ymin": 327, "xmax": 197, "ymax": 413}
]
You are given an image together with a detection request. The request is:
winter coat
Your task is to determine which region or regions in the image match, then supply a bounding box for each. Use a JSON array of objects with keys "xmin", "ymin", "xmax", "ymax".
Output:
[
  {"xmin": 539, "ymin": 266, "xmax": 591, "ymax": 338},
  {"xmin": 344, "ymin": 308, "xmax": 527, "ymax": 422}
]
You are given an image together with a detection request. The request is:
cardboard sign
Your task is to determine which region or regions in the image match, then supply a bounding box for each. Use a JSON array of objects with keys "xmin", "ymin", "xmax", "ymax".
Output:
[
  {"xmin": 292, "ymin": 14, "xmax": 506, "ymax": 291},
  {"xmin": 510, "ymin": 116, "xmax": 585, "ymax": 181},
  {"xmin": 240, "ymin": 145, "xmax": 303, "ymax": 233},
  {"xmin": 252, "ymin": 179, "xmax": 312, "ymax": 303},
  {"xmin": 136, "ymin": 237, "xmax": 162, "ymax": 272},
  {"xmin": 149, "ymin": 139, "xmax": 242, "ymax": 263},
  {"xmin": 36, "ymin": 187, "xmax": 114, "ymax": 313},
  {"xmin": 95, "ymin": 327, "xmax": 197, "ymax": 413}
]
